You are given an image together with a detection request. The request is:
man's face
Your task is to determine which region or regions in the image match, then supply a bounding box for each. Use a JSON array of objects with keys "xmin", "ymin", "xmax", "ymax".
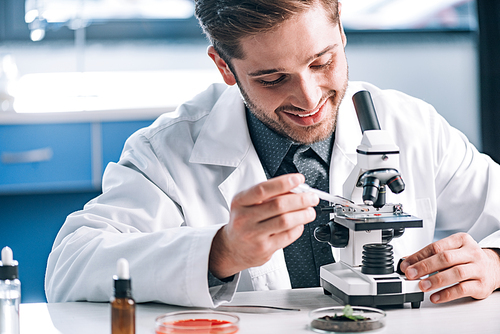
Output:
[{"xmin": 212, "ymin": 4, "xmax": 348, "ymax": 144}]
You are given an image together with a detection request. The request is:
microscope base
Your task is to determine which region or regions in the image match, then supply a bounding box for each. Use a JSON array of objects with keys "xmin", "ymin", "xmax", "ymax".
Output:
[{"xmin": 320, "ymin": 262, "xmax": 424, "ymax": 309}]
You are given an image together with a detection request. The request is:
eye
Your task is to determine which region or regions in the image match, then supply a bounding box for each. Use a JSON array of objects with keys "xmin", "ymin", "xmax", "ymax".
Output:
[
  {"xmin": 311, "ymin": 58, "xmax": 333, "ymax": 70},
  {"xmin": 259, "ymin": 75, "xmax": 287, "ymax": 87}
]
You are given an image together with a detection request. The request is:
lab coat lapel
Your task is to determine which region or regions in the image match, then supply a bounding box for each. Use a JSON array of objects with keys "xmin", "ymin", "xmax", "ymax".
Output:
[
  {"xmin": 189, "ymin": 85, "xmax": 251, "ymax": 167},
  {"xmin": 329, "ymin": 84, "xmax": 362, "ymax": 197},
  {"xmin": 189, "ymin": 85, "xmax": 267, "ymax": 209}
]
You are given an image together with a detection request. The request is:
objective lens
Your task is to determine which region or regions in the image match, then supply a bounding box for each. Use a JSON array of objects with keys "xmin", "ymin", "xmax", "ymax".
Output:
[
  {"xmin": 362, "ymin": 176, "xmax": 380, "ymax": 205},
  {"xmin": 387, "ymin": 175, "xmax": 405, "ymax": 194}
]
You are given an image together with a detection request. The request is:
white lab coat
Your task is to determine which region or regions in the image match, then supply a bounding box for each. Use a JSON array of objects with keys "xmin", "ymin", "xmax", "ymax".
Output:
[{"xmin": 45, "ymin": 81, "xmax": 500, "ymax": 307}]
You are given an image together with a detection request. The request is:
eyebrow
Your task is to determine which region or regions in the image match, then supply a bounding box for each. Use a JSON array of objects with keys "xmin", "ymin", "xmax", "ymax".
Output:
[{"xmin": 247, "ymin": 44, "xmax": 338, "ymax": 77}]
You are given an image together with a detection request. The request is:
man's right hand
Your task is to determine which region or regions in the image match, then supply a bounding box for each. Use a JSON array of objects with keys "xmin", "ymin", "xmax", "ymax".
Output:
[{"xmin": 208, "ymin": 173, "xmax": 319, "ymax": 280}]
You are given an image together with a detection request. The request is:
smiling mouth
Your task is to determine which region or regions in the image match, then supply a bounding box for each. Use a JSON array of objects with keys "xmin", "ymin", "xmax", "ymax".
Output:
[
  {"xmin": 295, "ymin": 109, "xmax": 320, "ymax": 117},
  {"xmin": 285, "ymin": 99, "xmax": 326, "ymax": 118}
]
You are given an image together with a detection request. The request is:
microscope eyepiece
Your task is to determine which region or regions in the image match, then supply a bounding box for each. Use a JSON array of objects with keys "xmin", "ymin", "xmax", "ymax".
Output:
[{"xmin": 352, "ymin": 91, "xmax": 381, "ymax": 132}]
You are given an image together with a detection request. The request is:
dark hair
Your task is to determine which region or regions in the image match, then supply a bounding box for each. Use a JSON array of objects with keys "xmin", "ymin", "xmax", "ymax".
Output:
[{"xmin": 195, "ymin": 0, "xmax": 339, "ymax": 63}]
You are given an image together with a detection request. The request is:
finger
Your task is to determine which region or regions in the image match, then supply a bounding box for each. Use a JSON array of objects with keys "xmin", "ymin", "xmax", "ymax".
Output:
[
  {"xmin": 260, "ymin": 206, "xmax": 317, "ymax": 236},
  {"xmin": 257, "ymin": 191, "xmax": 319, "ymax": 224},
  {"xmin": 269, "ymin": 222, "xmax": 306, "ymax": 248},
  {"xmin": 223, "ymin": 208, "xmax": 314, "ymax": 268},
  {"xmin": 405, "ymin": 247, "xmax": 475, "ymax": 280},
  {"xmin": 233, "ymin": 174, "xmax": 305, "ymax": 207},
  {"xmin": 232, "ymin": 191, "xmax": 318, "ymax": 231},
  {"xmin": 400, "ymin": 233, "xmax": 471, "ymax": 273},
  {"xmin": 418, "ymin": 263, "xmax": 476, "ymax": 293},
  {"xmin": 429, "ymin": 279, "xmax": 486, "ymax": 304}
]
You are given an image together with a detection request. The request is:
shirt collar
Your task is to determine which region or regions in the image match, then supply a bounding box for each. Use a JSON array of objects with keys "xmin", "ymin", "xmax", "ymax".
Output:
[
  {"xmin": 246, "ymin": 109, "xmax": 334, "ymax": 177},
  {"xmin": 310, "ymin": 133, "xmax": 335, "ymax": 165}
]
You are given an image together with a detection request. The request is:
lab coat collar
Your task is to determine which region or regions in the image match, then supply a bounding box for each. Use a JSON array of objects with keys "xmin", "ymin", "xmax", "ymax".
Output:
[
  {"xmin": 326, "ymin": 82, "xmax": 363, "ymax": 196},
  {"xmin": 337, "ymin": 83, "xmax": 365, "ymax": 157},
  {"xmin": 189, "ymin": 84, "xmax": 267, "ymax": 213},
  {"xmin": 189, "ymin": 85, "xmax": 251, "ymax": 167},
  {"xmin": 189, "ymin": 83, "xmax": 362, "ymax": 167}
]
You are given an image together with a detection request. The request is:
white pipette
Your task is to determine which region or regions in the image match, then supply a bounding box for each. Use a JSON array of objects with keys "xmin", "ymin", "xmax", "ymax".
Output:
[{"xmin": 291, "ymin": 183, "xmax": 366, "ymax": 211}]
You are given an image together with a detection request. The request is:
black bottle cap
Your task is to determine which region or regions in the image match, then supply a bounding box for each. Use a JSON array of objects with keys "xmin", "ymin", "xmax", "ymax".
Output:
[
  {"xmin": 114, "ymin": 276, "xmax": 133, "ymax": 299},
  {"xmin": 0, "ymin": 262, "xmax": 18, "ymax": 280},
  {"xmin": 0, "ymin": 247, "xmax": 19, "ymax": 280}
]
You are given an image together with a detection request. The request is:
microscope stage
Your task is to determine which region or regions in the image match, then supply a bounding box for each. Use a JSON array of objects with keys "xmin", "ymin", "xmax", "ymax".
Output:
[{"xmin": 334, "ymin": 213, "xmax": 423, "ymax": 231}]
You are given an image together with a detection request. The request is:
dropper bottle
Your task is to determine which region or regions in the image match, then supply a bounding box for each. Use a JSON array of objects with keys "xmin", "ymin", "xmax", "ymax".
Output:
[
  {"xmin": 111, "ymin": 258, "xmax": 135, "ymax": 334},
  {"xmin": 0, "ymin": 246, "xmax": 20, "ymax": 334}
]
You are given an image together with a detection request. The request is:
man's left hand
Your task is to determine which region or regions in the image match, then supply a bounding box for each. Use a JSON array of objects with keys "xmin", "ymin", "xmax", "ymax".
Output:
[{"xmin": 400, "ymin": 232, "xmax": 500, "ymax": 303}]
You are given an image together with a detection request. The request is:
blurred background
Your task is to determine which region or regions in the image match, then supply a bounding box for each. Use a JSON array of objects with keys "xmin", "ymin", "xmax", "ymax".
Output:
[{"xmin": 0, "ymin": 0, "xmax": 498, "ymax": 303}]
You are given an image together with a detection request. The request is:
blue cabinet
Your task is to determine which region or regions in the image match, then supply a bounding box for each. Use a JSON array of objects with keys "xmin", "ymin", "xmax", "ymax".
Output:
[
  {"xmin": 0, "ymin": 123, "xmax": 94, "ymax": 193},
  {"xmin": 0, "ymin": 120, "xmax": 154, "ymax": 194}
]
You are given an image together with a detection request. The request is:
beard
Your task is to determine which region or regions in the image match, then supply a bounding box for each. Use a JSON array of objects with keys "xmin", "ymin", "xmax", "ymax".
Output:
[{"xmin": 239, "ymin": 82, "xmax": 347, "ymax": 145}]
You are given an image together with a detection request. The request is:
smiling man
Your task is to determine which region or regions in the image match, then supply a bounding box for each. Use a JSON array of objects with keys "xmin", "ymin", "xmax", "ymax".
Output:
[
  {"xmin": 46, "ymin": 0, "xmax": 500, "ymax": 308},
  {"xmin": 207, "ymin": 2, "xmax": 348, "ymax": 145}
]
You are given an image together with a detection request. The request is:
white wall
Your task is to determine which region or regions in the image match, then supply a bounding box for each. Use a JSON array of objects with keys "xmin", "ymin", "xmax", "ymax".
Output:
[{"xmin": 346, "ymin": 33, "xmax": 480, "ymax": 148}]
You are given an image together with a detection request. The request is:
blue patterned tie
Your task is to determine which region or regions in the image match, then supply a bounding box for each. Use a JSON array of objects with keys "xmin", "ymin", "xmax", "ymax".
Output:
[{"xmin": 277, "ymin": 144, "xmax": 334, "ymax": 288}]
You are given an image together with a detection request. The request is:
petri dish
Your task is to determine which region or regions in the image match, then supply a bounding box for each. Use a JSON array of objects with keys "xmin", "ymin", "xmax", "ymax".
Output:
[
  {"xmin": 155, "ymin": 310, "xmax": 239, "ymax": 334},
  {"xmin": 309, "ymin": 306, "xmax": 386, "ymax": 333}
]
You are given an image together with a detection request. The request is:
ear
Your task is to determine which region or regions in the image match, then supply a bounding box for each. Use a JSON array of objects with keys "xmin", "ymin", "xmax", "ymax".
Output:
[
  {"xmin": 338, "ymin": 2, "xmax": 347, "ymax": 47},
  {"xmin": 207, "ymin": 46, "xmax": 237, "ymax": 86},
  {"xmin": 339, "ymin": 21, "xmax": 347, "ymax": 48}
]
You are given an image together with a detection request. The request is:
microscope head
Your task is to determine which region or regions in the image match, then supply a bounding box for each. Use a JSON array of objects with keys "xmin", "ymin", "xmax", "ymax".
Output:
[
  {"xmin": 346, "ymin": 91, "xmax": 405, "ymax": 208},
  {"xmin": 355, "ymin": 130, "xmax": 405, "ymax": 207}
]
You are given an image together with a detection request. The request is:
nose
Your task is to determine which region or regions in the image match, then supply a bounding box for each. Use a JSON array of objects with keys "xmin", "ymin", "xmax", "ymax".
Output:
[{"xmin": 289, "ymin": 74, "xmax": 322, "ymax": 111}]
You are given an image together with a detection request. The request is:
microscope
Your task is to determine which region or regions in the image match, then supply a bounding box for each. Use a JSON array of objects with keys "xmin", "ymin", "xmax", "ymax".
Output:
[{"xmin": 314, "ymin": 90, "xmax": 424, "ymax": 309}]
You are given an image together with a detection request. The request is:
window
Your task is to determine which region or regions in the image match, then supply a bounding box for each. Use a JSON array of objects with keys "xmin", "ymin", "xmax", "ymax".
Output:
[
  {"xmin": 0, "ymin": 0, "xmax": 478, "ymax": 42},
  {"xmin": 341, "ymin": 0, "xmax": 477, "ymax": 32},
  {"xmin": 0, "ymin": 0, "xmax": 203, "ymax": 42},
  {"xmin": 23, "ymin": 0, "xmax": 198, "ymax": 41}
]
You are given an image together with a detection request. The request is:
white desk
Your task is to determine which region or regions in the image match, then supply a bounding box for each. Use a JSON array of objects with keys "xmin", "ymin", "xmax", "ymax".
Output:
[{"xmin": 20, "ymin": 288, "xmax": 500, "ymax": 334}]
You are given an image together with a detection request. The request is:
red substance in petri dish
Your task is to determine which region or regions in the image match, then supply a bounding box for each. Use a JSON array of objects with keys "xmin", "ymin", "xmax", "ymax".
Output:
[
  {"xmin": 174, "ymin": 319, "xmax": 231, "ymax": 327},
  {"xmin": 156, "ymin": 319, "xmax": 239, "ymax": 334}
]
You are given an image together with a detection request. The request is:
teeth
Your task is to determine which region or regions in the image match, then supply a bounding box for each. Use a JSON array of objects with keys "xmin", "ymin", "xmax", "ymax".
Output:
[{"xmin": 297, "ymin": 109, "xmax": 319, "ymax": 117}]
